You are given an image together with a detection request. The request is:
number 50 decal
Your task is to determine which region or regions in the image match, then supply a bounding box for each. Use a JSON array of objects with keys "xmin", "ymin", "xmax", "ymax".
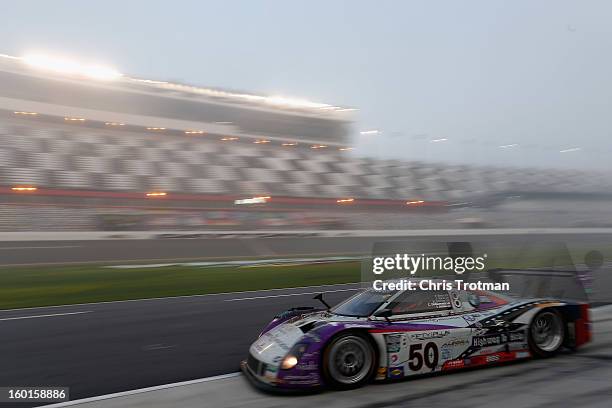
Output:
[{"xmin": 408, "ymin": 342, "xmax": 439, "ymax": 371}]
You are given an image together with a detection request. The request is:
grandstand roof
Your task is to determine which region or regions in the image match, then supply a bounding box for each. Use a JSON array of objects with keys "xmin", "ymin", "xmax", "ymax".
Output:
[
  {"xmin": 0, "ymin": 53, "xmax": 353, "ymax": 145},
  {"xmin": 0, "ymin": 53, "xmax": 355, "ymax": 117}
]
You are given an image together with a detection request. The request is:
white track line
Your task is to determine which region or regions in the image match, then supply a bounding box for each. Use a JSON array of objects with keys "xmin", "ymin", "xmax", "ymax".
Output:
[
  {"xmin": 224, "ymin": 288, "xmax": 359, "ymax": 302},
  {"xmin": 36, "ymin": 304, "xmax": 612, "ymax": 408},
  {"xmin": 0, "ymin": 282, "xmax": 360, "ymax": 313},
  {"xmin": 5, "ymin": 227, "xmax": 612, "ymax": 242},
  {"xmin": 38, "ymin": 372, "xmax": 241, "ymax": 408},
  {"xmin": 0, "ymin": 246, "xmax": 81, "ymax": 250},
  {"xmin": 0, "ymin": 311, "xmax": 91, "ymax": 321}
]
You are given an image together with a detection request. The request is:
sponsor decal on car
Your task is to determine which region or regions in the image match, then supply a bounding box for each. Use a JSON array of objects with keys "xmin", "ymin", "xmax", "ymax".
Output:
[
  {"xmin": 376, "ymin": 367, "xmax": 388, "ymax": 380},
  {"xmin": 301, "ymin": 351, "xmax": 320, "ymax": 359},
  {"xmin": 410, "ymin": 330, "xmax": 451, "ymax": 341},
  {"xmin": 385, "ymin": 334, "xmax": 405, "ymax": 352},
  {"xmin": 255, "ymin": 329, "xmax": 293, "ymax": 352},
  {"xmin": 462, "ymin": 313, "xmax": 482, "ymax": 322},
  {"xmin": 509, "ymin": 331, "xmax": 526, "ymax": 342},
  {"xmin": 442, "ymin": 359, "xmax": 465, "ymax": 370},
  {"xmin": 388, "ymin": 367, "xmax": 405, "ymax": 379},
  {"xmin": 440, "ymin": 338, "xmax": 468, "ymax": 361},
  {"xmin": 472, "ymin": 334, "xmax": 503, "ymax": 347},
  {"xmin": 472, "ymin": 331, "xmax": 525, "ymax": 348},
  {"xmin": 441, "ymin": 345, "xmax": 452, "ymax": 360},
  {"xmin": 486, "ymin": 354, "xmax": 500, "ymax": 363},
  {"xmin": 297, "ymin": 361, "xmax": 319, "ymax": 371},
  {"xmin": 472, "ymin": 333, "xmax": 504, "ymax": 347},
  {"xmin": 443, "ymin": 338, "xmax": 470, "ymax": 347}
]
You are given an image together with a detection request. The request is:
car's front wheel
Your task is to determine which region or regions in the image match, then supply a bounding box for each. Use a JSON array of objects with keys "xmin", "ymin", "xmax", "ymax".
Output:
[
  {"xmin": 529, "ymin": 309, "xmax": 565, "ymax": 357},
  {"xmin": 322, "ymin": 332, "xmax": 375, "ymax": 389}
]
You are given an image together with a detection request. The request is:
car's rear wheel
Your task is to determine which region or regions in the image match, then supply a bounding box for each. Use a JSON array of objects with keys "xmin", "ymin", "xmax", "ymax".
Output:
[
  {"xmin": 323, "ymin": 332, "xmax": 375, "ymax": 389},
  {"xmin": 529, "ymin": 309, "xmax": 565, "ymax": 357}
]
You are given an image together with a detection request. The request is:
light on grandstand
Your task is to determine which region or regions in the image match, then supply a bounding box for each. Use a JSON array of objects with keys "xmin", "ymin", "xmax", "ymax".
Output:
[
  {"xmin": 13, "ymin": 111, "xmax": 38, "ymax": 116},
  {"xmin": 282, "ymin": 142, "xmax": 298, "ymax": 147},
  {"xmin": 254, "ymin": 139, "xmax": 271, "ymax": 144},
  {"xmin": 185, "ymin": 130, "xmax": 205, "ymax": 135},
  {"xmin": 64, "ymin": 117, "xmax": 86, "ymax": 122},
  {"xmin": 0, "ymin": 53, "xmax": 20, "ymax": 60},
  {"xmin": 406, "ymin": 200, "xmax": 425, "ymax": 205},
  {"xmin": 22, "ymin": 53, "xmax": 122, "ymax": 80},
  {"xmin": 360, "ymin": 130, "xmax": 380, "ymax": 135},
  {"xmin": 311, "ymin": 144, "xmax": 328, "ymax": 149},
  {"xmin": 265, "ymin": 96, "xmax": 335, "ymax": 110},
  {"xmin": 146, "ymin": 192, "xmax": 167, "ymax": 197},
  {"xmin": 221, "ymin": 137, "xmax": 239, "ymax": 141},
  {"xmin": 499, "ymin": 144, "xmax": 519, "ymax": 149},
  {"xmin": 11, "ymin": 186, "xmax": 38, "ymax": 192},
  {"xmin": 234, "ymin": 196, "xmax": 270, "ymax": 205},
  {"xmin": 560, "ymin": 147, "xmax": 582, "ymax": 153},
  {"xmin": 105, "ymin": 122, "xmax": 125, "ymax": 126},
  {"xmin": 336, "ymin": 198, "xmax": 355, "ymax": 204},
  {"xmin": 146, "ymin": 127, "xmax": 166, "ymax": 131},
  {"xmin": 338, "ymin": 147, "xmax": 353, "ymax": 151},
  {"xmin": 126, "ymin": 75, "xmax": 345, "ymax": 112},
  {"xmin": 430, "ymin": 138, "xmax": 448, "ymax": 143}
]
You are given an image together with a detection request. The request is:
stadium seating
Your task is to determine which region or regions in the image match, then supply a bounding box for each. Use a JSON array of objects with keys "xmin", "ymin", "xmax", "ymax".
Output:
[{"xmin": 1, "ymin": 121, "xmax": 610, "ymax": 201}]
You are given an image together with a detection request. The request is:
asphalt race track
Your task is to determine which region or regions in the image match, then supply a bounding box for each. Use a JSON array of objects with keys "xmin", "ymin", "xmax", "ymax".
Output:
[
  {"xmin": 29, "ymin": 307, "xmax": 612, "ymax": 408},
  {"xmin": 1, "ymin": 231, "xmax": 611, "ymax": 407},
  {"xmin": 0, "ymin": 284, "xmax": 360, "ymax": 405},
  {"xmin": 3, "ymin": 283, "xmax": 612, "ymax": 408},
  {"xmin": 1, "ymin": 231, "xmax": 612, "ymax": 266}
]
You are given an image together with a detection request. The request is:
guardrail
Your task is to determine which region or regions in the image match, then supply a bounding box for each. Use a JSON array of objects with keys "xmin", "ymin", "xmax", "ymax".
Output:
[{"xmin": 1, "ymin": 228, "xmax": 612, "ymax": 241}]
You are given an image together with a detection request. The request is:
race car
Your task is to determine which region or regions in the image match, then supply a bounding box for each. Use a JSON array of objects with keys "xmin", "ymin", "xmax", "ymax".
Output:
[{"xmin": 241, "ymin": 279, "xmax": 591, "ymax": 391}]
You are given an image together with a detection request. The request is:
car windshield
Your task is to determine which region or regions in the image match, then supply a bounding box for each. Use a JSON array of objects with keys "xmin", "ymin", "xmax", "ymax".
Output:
[
  {"xmin": 387, "ymin": 290, "xmax": 452, "ymax": 315},
  {"xmin": 331, "ymin": 290, "xmax": 395, "ymax": 317}
]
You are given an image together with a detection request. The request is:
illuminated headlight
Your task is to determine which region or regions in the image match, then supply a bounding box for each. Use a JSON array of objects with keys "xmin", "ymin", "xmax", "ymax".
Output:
[
  {"xmin": 280, "ymin": 343, "xmax": 308, "ymax": 370},
  {"xmin": 281, "ymin": 355, "xmax": 298, "ymax": 370}
]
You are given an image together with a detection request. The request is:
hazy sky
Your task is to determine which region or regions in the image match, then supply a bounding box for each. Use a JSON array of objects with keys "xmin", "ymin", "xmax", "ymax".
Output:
[{"xmin": 2, "ymin": 0, "xmax": 611, "ymax": 170}]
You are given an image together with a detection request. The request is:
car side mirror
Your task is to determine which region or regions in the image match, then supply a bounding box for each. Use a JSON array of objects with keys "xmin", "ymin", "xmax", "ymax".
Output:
[
  {"xmin": 313, "ymin": 293, "xmax": 330, "ymax": 310},
  {"xmin": 373, "ymin": 308, "xmax": 393, "ymax": 323}
]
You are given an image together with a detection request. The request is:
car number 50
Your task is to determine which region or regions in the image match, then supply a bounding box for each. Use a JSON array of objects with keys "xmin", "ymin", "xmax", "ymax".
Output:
[{"xmin": 408, "ymin": 342, "xmax": 439, "ymax": 371}]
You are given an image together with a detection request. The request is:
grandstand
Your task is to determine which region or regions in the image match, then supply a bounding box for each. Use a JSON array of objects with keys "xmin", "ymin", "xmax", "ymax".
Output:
[{"xmin": 0, "ymin": 53, "xmax": 611, "ymax": 231}]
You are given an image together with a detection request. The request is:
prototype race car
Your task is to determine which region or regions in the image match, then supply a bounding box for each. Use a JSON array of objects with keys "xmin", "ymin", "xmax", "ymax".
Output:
[{"xmin": 241, "ymin": 279, "xmax": 591, "ymax": 391}]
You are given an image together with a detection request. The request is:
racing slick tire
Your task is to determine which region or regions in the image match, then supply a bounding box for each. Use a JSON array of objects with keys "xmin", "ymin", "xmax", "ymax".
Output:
[
  {"xmin": 322, "ymin": 332, "xmax": 376, "ymax": 389},
  {"xmin": 529, "ymin": 309, "xmax": 565, "ymax": 357}
]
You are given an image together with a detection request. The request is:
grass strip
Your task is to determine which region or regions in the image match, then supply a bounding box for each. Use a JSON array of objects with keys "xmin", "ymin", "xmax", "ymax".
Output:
[{"xmin": 0, "ymin": 261, "xmax": 361, "ymax": 310}]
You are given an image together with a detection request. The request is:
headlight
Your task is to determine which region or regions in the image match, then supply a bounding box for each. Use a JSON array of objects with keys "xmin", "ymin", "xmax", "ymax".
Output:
[
  {"xmin": 280, "ymin": 343, "xmax": 308, "ymax": 370},
  {"xmin": 281, "ymin": 355, "xmax": 298, "ymax": 370}
]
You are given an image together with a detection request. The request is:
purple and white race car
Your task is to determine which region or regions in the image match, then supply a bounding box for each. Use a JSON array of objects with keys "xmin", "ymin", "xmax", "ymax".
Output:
[{"xmin": 241, "ymin": 279, "xmax": 591, "ymax": 391}]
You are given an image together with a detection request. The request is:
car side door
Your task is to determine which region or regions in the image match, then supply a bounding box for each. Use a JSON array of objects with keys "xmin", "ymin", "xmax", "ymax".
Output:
[{"xmin": 382, "ymin": 290, "xmax": 472, "ymax": 376}]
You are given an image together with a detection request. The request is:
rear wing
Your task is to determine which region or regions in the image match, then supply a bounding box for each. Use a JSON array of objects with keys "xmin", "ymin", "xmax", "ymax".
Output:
[{"xmin": 487, "ymin": 268, "xmax": 588, "ymax": 302}]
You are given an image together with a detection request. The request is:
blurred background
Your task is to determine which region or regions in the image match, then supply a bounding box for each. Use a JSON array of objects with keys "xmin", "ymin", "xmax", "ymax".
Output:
[
  {"xmin": 0, "ymin": 0, "xmax": 611, "ymax": 233},
  {"xmin": 1, "ymin": 1, "xmax": 611, "ymax": 407}
]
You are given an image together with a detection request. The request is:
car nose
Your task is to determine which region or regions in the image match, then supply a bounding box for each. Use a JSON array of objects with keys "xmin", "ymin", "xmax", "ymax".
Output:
[{"xmin": 250, "ymin": 323, "xmax": 304, "ymax": 365}]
